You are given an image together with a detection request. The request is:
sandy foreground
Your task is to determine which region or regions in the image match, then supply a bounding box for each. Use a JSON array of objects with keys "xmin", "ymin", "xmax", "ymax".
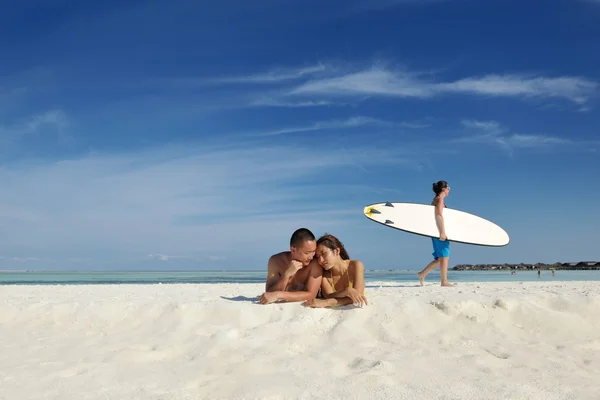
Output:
[{"xmin": 1, "ymin": 281, "xmax": 599, "ymax": 400}]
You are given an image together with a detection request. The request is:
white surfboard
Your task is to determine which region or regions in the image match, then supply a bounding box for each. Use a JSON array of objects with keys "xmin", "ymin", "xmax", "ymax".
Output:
[{"xmin": 363, "ymin": 202, "xmax": 509, "ymax": 247}]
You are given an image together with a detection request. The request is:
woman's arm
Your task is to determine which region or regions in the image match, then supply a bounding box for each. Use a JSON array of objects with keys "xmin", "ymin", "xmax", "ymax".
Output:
[
  {"xmin": 329, "ymin": 261, "xmax": 368, "ymax": 305},
  {"xmin": 304, "ymin": 262, "xmax": 368, "ymax": 308},
  {"xmin": 311, "ymin": 297, "xmax": 354, "ymax": 307},
  {"xmin": 321, "ymin": 272, "xmax": 351, "ymax": 299},
  {"xmin": 352, "ymin": 260, "xmax": 366, "ymax": 294}
]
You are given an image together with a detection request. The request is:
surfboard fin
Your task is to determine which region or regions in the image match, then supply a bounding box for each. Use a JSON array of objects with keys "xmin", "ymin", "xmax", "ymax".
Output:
[
  {"xmin": 384, "ymin": 219, "xmax": 394, "ymax": 225},
  {"xmin": 364, "ymin": 207, "xmax": 381, "ymax": 216},
  {"xmin": 384, "ymin": 202, "xmax": 394, "ymax": 207}
]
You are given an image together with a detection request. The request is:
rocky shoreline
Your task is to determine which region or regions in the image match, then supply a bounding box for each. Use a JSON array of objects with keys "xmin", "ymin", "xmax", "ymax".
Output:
[{"xmin": 452, "ymin": 261, "xmax": 600, "ymax": 271}]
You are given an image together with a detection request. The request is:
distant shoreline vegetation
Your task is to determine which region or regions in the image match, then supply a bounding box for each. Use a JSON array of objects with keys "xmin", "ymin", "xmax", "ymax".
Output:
[{"xmin": 452, "ymin": 261, "xmax": 600, "ymax": 271}]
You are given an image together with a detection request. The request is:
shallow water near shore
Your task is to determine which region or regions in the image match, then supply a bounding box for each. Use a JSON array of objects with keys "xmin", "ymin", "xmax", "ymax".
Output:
[{"xmin": 1, "ymin": 269, "xmax": 599, "ymax": 285}]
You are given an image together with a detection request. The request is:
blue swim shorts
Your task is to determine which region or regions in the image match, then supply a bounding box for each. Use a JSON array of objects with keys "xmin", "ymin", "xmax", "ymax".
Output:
[{"xmin": 431, "ymin": 237, "xmax": 450, "ymax": 259}]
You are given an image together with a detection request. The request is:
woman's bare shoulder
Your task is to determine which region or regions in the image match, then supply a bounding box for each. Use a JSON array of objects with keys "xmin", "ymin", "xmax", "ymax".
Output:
[{"xmin": 350, "ymin": 259, "xmax": 365, "ymax": 271}]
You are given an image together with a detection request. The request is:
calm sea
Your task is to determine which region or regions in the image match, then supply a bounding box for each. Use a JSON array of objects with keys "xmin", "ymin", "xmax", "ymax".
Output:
[{"xmin": 1, "ymin": 270, "xmax": 599, "ymax": 285}]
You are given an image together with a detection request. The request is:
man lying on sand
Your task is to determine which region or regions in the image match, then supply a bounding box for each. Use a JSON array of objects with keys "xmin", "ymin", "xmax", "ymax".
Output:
[{"xmin": 258, "ymin": 228, "xmax": 323, "ymax": 305}]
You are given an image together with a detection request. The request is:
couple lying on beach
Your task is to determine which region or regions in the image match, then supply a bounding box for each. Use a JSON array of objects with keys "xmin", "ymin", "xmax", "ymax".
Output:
[{"xmin": 258, "ymin": 228, "xmax": 368, "ymax": 308}]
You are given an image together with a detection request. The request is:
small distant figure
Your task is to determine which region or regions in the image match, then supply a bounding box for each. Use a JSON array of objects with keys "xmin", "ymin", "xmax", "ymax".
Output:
[
  {"xmin": 552, "ymin": 269, "xmax": 556, "ymax": 276},
  {"xmin": 538, "ymin": 269, "xmax": 541, "ymax": 278},
  {"xmin": 511, "ymin": 270, "xmax": 516, "ymax": 275},
  {"xmin": 418, "ymin": 180, "xmax": 455, "ymax": 287}
]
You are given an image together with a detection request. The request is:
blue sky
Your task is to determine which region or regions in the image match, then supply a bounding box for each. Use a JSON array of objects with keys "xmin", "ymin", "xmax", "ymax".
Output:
[{"xmin": 1, "ymin": 0, "xmax": 599, "ymax": 271}]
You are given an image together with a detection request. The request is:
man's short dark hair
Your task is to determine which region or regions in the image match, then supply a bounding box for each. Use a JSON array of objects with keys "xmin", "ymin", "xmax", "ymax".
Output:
[{"xmin": 290, "ymin": 228, "xmax": 316, "ymax": 248}]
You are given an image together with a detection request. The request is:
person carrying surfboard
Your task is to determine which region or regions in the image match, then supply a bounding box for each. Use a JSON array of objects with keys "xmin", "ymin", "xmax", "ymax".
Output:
[
  {"xmin": 417, "ymin": 180, "xmax": 455, "ymax": 287},
  {"xmin": 302, "ymin": 233, "xmax": 368, "ymax": 308},
  {"xmin": 259, "ymin": 228, "xmax": 323, "ymax": 304}
]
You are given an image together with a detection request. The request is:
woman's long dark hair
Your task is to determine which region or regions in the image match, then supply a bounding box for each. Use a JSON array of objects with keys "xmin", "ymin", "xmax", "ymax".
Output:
[{"xmin": 317, "ymin": 233, "xmax": 350, "ymax": 260}]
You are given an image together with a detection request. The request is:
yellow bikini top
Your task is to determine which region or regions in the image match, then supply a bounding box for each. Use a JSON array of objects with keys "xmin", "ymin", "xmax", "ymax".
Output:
[{"xmin": 330, "ymin": 264, "xmax": 353, "ymax": 291}]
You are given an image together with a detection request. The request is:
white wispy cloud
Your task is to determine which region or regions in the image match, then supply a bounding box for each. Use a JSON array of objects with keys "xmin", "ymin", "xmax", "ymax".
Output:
[
  {"xmin": 438, "ymin": 75, "xmax": 597, "ymax": 105},
  {"xmin": 454, "ymin": 119, "xmax": 572, "ymax": 155},
  {"xmin": 205, "ymin": 64, "xmax": 597, "ymax": 107},
  {"xmin": 246, "ymin": 116, "xmax": 428, "ymax": 137},
  {"xmin": 290, "ymin": 68, "xmax": 433, "ymax": 98},
  {"xmin": 0, "ymin": 141, "xmax": 423, "ymax": 269},
  {"xmin": 148, "ymin": 253, "xmax": 196, "ymax": 262},
  {"xmin": 147, "ymin": 253, "xmax": 225, "ymax": 263},
  {"xmin": 1, "ymin": 110, "xmax": 70, "ymax": 158},
  {"xmin": 0, "ymin": 110, "xmax": 68, "ymax": 137},
  {"xmin": 187, "ymin": 64, "xmax": 329, "ymax": 86},
  {"xmin": 506, "ymin": 134, "xmax": 570, "ymax": 147},
  {"xmin": 247, "ymin": 97, "xmax": 335, "ymax": 108},
  {"xmin": 11, "ymin": 257, "xmax": 42, "ymax": 263},
  {"xmin": 26, "ymin": 110, "xmax": 68, "ymax": 132},
  {"xmin": 288, "ymin": 67, "xmax": 597, "ymax": 105},
  {"xmin": 460, "ymin": 119, "xmax": 503, "ymax": 133}
]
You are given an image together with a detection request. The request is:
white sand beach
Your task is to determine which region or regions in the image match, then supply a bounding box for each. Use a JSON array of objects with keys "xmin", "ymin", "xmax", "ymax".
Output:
[{"xmin": 1, "ymin": 281, "xmax": 599, "ymax": 400}]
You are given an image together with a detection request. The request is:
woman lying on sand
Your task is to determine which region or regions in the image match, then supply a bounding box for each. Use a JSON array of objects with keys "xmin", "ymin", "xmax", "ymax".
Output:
[{"xmin": 303, "ymin": 233, "xmax": 368, "ymax": 308}]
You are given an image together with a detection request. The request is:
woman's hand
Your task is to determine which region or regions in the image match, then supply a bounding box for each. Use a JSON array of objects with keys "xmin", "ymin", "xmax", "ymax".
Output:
[
  {"xmin": 303, "ymin": 298, "xmax": 331, "ymax": 308},
  {"xmin": 346, "ymin": 288, "xmax": 368, "ymax": 306}
]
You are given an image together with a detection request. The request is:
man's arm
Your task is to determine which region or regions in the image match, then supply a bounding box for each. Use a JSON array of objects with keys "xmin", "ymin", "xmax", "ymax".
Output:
[
  {"xmin": 265, "ymin": 256, "xmax": 290, "ymax": 292},
  {"xmin": 276, "ymin": 261, "xmax": 323, "ymax": 302}
]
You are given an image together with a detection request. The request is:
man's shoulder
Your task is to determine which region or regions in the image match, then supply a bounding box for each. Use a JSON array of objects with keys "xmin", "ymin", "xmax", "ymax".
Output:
[
  {"xmin": 307, "ymin": 259, "xmax": 324, "ymax": 273},
  {"xmin": 269, "ymin": 251, "xmax": 291, "ymax": 264},
  {"xmin": 270, "ymin": 251, "xmax": 291, "ymax": 259}
]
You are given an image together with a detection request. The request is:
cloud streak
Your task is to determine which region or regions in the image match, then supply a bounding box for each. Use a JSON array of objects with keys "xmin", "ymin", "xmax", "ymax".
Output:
[
  {"xmin": 439, "ymin": 75, "xmax": 597, "ymax": 105},
  {"xmin": 147, "ymin": 253, "xmax": 209, "ymax": 262},
  {"xmin": 186, "ymin": 64, "xmax": 329, "ymax": 86},
  {"xmin": 176, "ymin": 63, "xmax": 597, "ymax": 109},
  {"xmin": 1, "ymin": 110, "xmax": 70, "ymax": 159},
  {"xmin": 454, "ymin": 119, "xmax": 573, "ymax": 155},
  {"xmin": 289, "ymin": 68, "xmax": 597, "ymax": 105},
  {"xmin": 0, "ymin": 110, "xmax": 68, "ymax": 137},
  {"xmin": 247, "ymin": 98, "xmax": 335, "ymax": 108},
  {"xmin": 0, "ymin": 141, "xmax": 423, "ymax": 269},
  {"xmin": 245, "ymin": 116, "xmax": 429, "ymax": 137}
]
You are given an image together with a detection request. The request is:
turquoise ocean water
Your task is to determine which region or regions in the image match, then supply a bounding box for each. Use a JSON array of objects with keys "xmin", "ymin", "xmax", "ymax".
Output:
[{"xmin": 1, "ymin": 270, "xmax": 599, "ymax": 285}]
